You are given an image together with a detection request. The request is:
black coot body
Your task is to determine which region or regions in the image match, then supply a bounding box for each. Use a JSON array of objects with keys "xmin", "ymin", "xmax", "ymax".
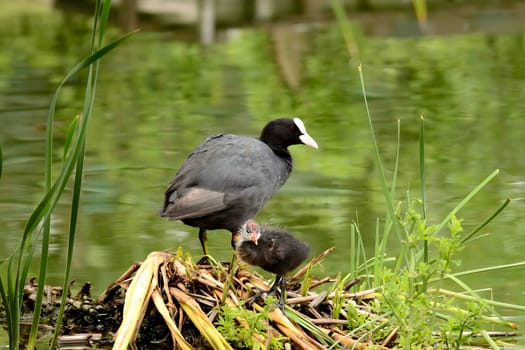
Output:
[
  {"xmin": 235, "ymin": 220, "xmax": 310, "ymax": 309},
  {"xmin": 160, "ymin": 118, "xmax": 317, "ymax": 255}
]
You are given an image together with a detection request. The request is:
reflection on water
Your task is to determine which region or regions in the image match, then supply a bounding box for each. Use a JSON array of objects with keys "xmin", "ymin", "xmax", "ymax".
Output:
[{"xmin": 1, "ymin": 2, "xmax": 525, "ymax": 338}]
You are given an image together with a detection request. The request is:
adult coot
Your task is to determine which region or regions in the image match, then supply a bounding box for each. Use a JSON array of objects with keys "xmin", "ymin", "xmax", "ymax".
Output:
[
  {"xmin": 234, "ymin": 220, "xmax": 310, "ymax": 309},
  {"xmin": 160, "ymin": 118, "xmax": 318, "ymax": 255}
]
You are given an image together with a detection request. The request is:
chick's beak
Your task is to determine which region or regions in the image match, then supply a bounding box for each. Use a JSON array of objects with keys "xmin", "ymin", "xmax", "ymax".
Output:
[{"xmin": 250, "ymin": 231, "xmax": 259, "ymax": 245}]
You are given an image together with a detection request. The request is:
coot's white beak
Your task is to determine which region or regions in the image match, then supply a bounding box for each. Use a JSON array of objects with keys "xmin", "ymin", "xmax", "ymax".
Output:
[
  {"xmin": 299, "ymin": 133, "xmax": 318, "ymax": 149},
  {"xmin": 294, "ymin": 117, "xmax": 319, "ymax": 149}
]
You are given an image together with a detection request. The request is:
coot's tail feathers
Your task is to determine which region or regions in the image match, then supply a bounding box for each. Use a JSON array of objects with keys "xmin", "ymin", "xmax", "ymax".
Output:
[{"xmin": 160, "ymin": 187, "xmax": 227, "ymax": 220}]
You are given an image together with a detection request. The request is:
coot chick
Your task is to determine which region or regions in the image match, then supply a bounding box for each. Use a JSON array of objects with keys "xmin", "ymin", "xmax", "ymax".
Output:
[
  {"xmin": 235, "ymin": 220, "xmax": 310, "ymax": 310},
  {"xmin": 160, "ymin": 118, "xmax": 317, "ymax": 255}
]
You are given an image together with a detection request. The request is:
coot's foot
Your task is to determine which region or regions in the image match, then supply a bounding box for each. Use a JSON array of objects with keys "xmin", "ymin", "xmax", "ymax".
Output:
[
  {"xmin": 196, "ymin": 255, "xmax": 211, "ymax": 265},
  {"xmin": 245, "ymin": 275, "xmax": 286, "ymax": 310},
  {"xmin": 245, "ymin": 287, "xmax": 281, "ymax": 308}
]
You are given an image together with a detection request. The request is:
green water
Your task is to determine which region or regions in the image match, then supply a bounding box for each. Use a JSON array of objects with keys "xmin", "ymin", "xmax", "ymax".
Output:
[{"xmin": 1, "ymin": 3, "xmax": 525, "ymax": 343}]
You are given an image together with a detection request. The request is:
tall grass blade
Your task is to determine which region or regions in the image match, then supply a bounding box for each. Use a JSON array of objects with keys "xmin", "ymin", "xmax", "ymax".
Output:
[
  {"xmin": 17, "ymin": 33, "xmax": 135, "ymax": 235},
  {"xmin": 412, "ymin": 0, "xmax": 428, "ymax": 33},
  {"xmin": 391, "ymin": 119, "xmax": 401, "ymax": 200},
  {"xmin": 382, "ymin": 120, "xmax": 401, "ymax": 278},
  {"xmin": 461, "ymin": 198, "xmax": 511, "ymax": 244},
  {"xmin": 350, "ymin": 224, "xmax": 357, "ymax": 277},
  {"xmin": 62, "ymin": 116, "xmax": 80, "ymax": 160},
  {"xmin": 330, "ymin": 0, "xmax": 360, "ymax": 60},
  {"xmin": 14, "ymin": 29, "xmax": 136, "ymax": 267},
  {"xmin": 357, "ymin": 65, "xmax": 405, "ymax": 252},
  {"xmin": 50, "ymin": 143, "xmax": 85, "ymax": 348},
  {"xmin": 98, "ymin": 0, "xmax": 113, "ymax": 46},
  {"xmin": 25, "ymin": 34, "xmax": 134, "ymax": 350},
  {"xmin": 428, "ymin": 288, "xmax": 525, "ymax": 312},
  {"xmin": 0, "ymin": 143, "xmax": 3, "ymax": 179},
  {"xmin": 433, "ymin": 169, "xmax": 499, "ymax": 236},
  {"xmin": 56, "ymin": 2, "xmax": 133, "ymax": 347},
  {"xmin": 26, "ymin": 221, "xmax": 51, "ymax": 349},
  {"xmin": 419, "ymin": 115, "xmax": 427, "ymax": 220},
  {"xmin": 419, "ymin": 115, "xmax": 429, "ymax": 268},
  {"xmin": 1, "ymin": 257, "xmax": 18, "ymax": 348},
  {"xmin": 373, "ymin": 218, "xmax": 384, "ymax": 286},
  {"xmin": 0, "ymin": 2, "xmax": 136, "ymax": 348},
  {"xmin": 25, "ymin": 57, "xmax": 59, "ymax": 344},
  {"xmin": 444, "ymin": 260, "xmax": 525, "ymax": 282}
]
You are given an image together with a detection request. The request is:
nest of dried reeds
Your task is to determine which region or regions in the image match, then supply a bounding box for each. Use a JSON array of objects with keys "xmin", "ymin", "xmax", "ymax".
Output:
[
  {"xmin": 43, "ymin": 247, "xmax": 519, "ymax": 349},
  {"xmin": 59, "ymin": 247, "xmax": 375, "ymax": 349}
]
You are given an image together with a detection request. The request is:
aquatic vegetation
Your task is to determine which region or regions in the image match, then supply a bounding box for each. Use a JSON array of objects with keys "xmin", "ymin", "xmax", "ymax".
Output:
[{"xmin": 0, "ymin": 1, "xmax": 134, "ymax": 349}]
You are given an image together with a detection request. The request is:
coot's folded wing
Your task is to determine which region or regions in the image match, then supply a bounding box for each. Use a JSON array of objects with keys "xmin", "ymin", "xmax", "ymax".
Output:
[
  {"xmin": 161, "ymin": 188, "xmax": 226, "ymax": 220},
  {"xmin": 162, "ymin": 134, "xmax": 283, "ymax": 220}
]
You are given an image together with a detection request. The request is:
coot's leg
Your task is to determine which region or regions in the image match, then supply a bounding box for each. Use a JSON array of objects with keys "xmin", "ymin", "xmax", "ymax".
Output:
[
  {"xmin": 198, "ymin": 228, "xmax": 208, "ymax": 255},
  {"xmin": 277, "ymin": 276, "xmax": 287, "ymax": 310},
  {"xmin": 268, "ymin": 275, "xmax": 282, "ymax": 295},
  {"xmin": 245, "ymin": 275, "xmax": 283, "ymax": 307}
]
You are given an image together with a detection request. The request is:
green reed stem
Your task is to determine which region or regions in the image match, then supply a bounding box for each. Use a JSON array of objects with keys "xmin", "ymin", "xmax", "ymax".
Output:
[
  {"xmin": 0, "ymin": 1, "xmax": 135, "ymax": 349},
  {"xmin": 419, "ymin": 115, "xmax": 428, "ymax": 266},
  {"xmin": 0, "ymin": 144, "xmax": 3, "ymax": 180}
]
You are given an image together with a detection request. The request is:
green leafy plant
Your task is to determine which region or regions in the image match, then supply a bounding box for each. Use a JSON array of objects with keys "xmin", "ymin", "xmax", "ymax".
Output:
[
  {"xmin": 329, "ymin": 2, "xmax": 525, "ymax": 348},
  {"xmin": 351, "ymin": 69, "xmax": 523, "ymax": 346},
  {"xmin": 0, "ymin": 1, "xmax": 134, "ymax": 349},
  {"xmin": 217, "ymin": 297, "xmax": 286, "ymax": 349}
]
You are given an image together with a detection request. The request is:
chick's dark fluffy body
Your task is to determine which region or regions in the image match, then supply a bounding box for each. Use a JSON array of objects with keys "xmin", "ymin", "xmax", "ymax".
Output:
[{"xmin": 237, "ymin": 226, "xmax": 310, "ymax": 275}]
